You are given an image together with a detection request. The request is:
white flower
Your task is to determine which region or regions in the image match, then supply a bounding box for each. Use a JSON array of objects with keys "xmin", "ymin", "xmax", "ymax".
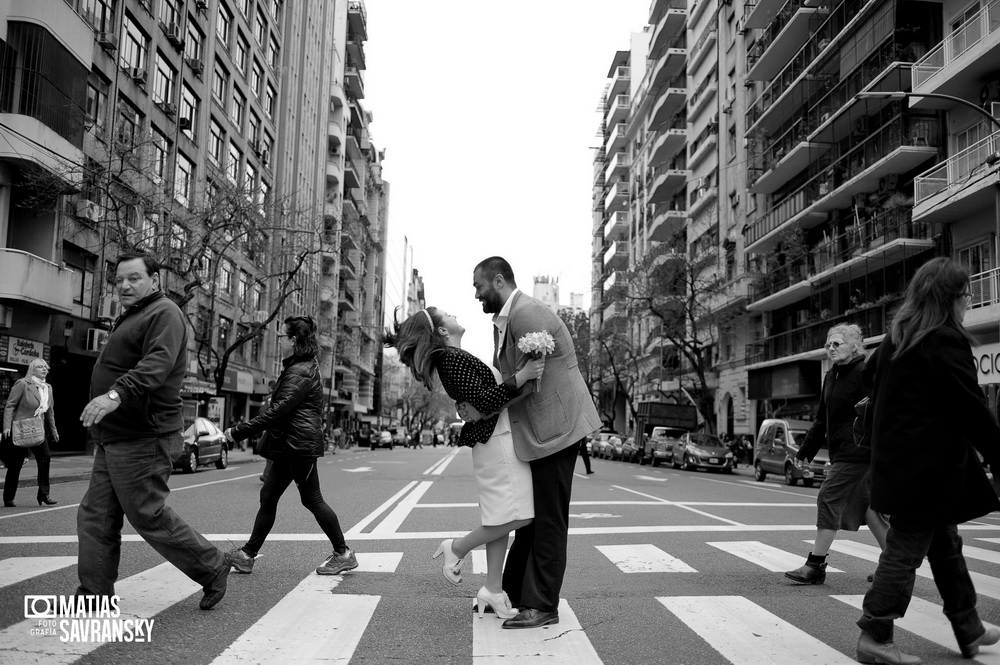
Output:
[{"xmin": 517, "ymin": 331, "xmax": 555, "ymax": 356}]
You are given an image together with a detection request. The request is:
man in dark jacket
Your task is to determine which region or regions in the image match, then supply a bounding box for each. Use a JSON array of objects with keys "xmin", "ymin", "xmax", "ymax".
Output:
[{"xmin": 77, "ymin": 252, "xmax": 231, "ymax": 610}]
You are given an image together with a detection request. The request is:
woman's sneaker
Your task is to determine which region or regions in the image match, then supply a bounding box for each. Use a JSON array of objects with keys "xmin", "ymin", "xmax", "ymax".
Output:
[
  {"xmin": 316, "ymin": 549, "xmax": 359, "ymax": 575},
  {"xmin": 229, "ymin": 547, "xmax": 255, "ymax": 574}
]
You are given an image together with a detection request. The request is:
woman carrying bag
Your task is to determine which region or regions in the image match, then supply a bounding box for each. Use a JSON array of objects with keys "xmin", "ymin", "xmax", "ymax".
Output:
[{"xmin": 2, "ymin": 357, "xmax": 59, "ymax": 507}]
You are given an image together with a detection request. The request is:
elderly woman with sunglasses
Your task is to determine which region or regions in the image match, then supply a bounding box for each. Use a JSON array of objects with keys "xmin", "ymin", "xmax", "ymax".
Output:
[
  {"xmin": 223, "ymin": 315, "xmax": 359, "ymax": 577},
  {"xmin": 785, "ymin": 323, "xmax": 888, "ymax": 585}
]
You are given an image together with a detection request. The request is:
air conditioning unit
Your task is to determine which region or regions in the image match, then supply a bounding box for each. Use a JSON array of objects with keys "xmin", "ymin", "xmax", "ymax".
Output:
[
  {"xmin": 98, "ymin": 295, "xmax": 121, "ymax": 320},
  {"xmin": 158, "ymin": 101, "xmax": 177, "ymax": 116},
  {"xmin": 178, "ymin": 116, "xmax": 192, "ymax": 130},
  {"xmin": 195, "ymin": 0, "xmax": 209, "ymax": 10},
  {"xmin": 97, "ymin": 32, "xmax": 118, "ymax": 52},
  {"xmin": 187, "ymin": 58, "xmax": 204, "ymax": 76},
  {"xmin": 260, "ymin": 149, "xmax": 269, "ymax": 165},
  {"xmin": 163, "ymin": 23, "xmax": 183, "ymax": 47},
  {"xmin": 0, "ymin": 304, "xmax": 12, "ymax": 328},
  {"xmin": 736, "ymin": 18, "xmax": 746, "ymax": 35},
  {"xmin": 251, "ymin": 140, "xmax": 262, "ymax": 155},
  {"xmin": 129, "ymin": 67, "xmax": 147, "ymax": 84},
  {"xmin": 75, "ymin": 198, "xmax": 103, "ymax": 222},
  {"xmin": 87, "ymin": 328, "xmax": 110, "ymax": 352},
  {"xmin": 722, "ymin": 94, "xmax": 735, "ymax": 114},
  {"xmin": 254, "ymin": 310, "xmax": 269, "ymax": 324}
]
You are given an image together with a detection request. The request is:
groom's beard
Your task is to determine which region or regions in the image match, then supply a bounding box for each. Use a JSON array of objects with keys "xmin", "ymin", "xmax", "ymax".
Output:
[{"xmin": 480, "ymin": 291, "xmax": 503, "ymax": 314}]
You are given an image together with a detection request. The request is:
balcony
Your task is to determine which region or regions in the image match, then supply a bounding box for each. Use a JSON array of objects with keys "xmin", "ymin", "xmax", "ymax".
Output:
[
  {"xmin": 688, "ymin": 130, "xmax": 718, "ymax": 170},
  {"xmin": 751, "ymin": 137, "xmax": 830, "ymax": 194},
  {"xmin": 688, "ymin": 79, "xmax": 717, "ymax": 117},
  {"xmin": 605, "ymin": 95, "xmax": 630, "ymax": 126},
  {"xmin": 912, "ymin": 0, "xmax": 1000, "ymax": 97},
  {"xmin": 605, "ymin": 122, "xmax": 628, "ymax": 153},
  {"xmin": 688, "ymin": 28, "xmax": 717, "ymax": 73},
  {"xmin": 747, "ymin": 2, "xmax": 828, "ymax": 82},
  {"xmin": 604, "ymin": 181, "xmax": 629, "ymax": 213},
  {"xmin": 650, "ymin": 36, "xmax": 687, "ymax": 88},
  {"xmin": 650, "ymin": 0, "xmax": 688, "ymax": 53},
  {"xmin": 649, "ymin": 207, "xmax": 687, "ymax": 241},
  {"xmin": 966, "ymin": 266, "xmax": 1000, "ymax": 330},
  {"xmin": 748, "ymin": 261, "xmax": 810, "ymax": 311},
  {"xmin": 689, "ymin": 185, "xmax": 718, "ymax": 217},
  {"xmin": 346, "ymin": 31, "xmax": 366, "ymax": 70},
  {"xmin": 604, "ymin": 211, "xmax": 628, "ymax": 242},
  {"xmin": 603, "ymin": 301, "xmax": 625, "ymax": 324},
  {"xmin": 345, "ymin": 65, "xmax": 365, "ymax": 100},
  {"xmin": 913, "ymin": 131, "xmax": 1000, "ymax": 224},
  {"xmin": 604, "ymin": 241, "xmax": 628, "ymax": 270},
  {"xmin": 347, "ymin": 0, "xmax": 367, "ymax": 41},
  {"xmin": 0, "ymin": 249, "xmax": 75, "ymax": 313},
  {"xmin": 328, "ymin": 120, "xmax": 344, "ymax": 149},
  {"xmin": 603, "ymin": 270, "xmax": 626, "ymax": 296},
  {"xmin": 604, "ymin": 150, "xmax": 629, "ymax": 181},
  {"xmin": 651, "ymin": 127, "xmax": 686, "ymax": 166},
  {"xmin": 325, "ymin": 160, "xmax": 342, "ymax": 185},
  {"xmin": 0, "ymin": 114, "xmax": 84, "ymax": 188},
  {"xmin": 608, "ymin": 66, "xmax": 631, "ymax": 100},
  {"xmin": 649, "ymin": 165, "xmax": 689, "ymax": 203},
  {"xmin": 650, "ymin": 81, "xmax": 687, "ymax": 127}
]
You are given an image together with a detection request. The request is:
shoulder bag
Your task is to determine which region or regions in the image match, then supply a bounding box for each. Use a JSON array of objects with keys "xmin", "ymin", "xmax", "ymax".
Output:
[{"xmin": 12, "ymin": 415, "xmax": 45, "ymax": 448}]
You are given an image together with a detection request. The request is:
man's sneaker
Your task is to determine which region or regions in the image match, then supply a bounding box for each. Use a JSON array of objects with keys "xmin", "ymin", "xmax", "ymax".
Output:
[
  {"xmin": 316, "ymin": 549, "xmax": 359, "ymax": 575},
  {"xmin": 229, "ymin": 547, "xmax": 255, "ymax": 574}
]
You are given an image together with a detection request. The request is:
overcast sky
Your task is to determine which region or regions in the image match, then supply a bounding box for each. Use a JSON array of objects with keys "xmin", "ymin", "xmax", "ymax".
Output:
[{"xmin": 364, "ymin": 0, "xmax": 650, "ymax": 363}]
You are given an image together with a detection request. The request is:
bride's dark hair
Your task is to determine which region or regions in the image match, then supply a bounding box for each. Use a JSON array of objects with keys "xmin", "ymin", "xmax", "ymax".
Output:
[{"xmin": 381, "ymin": 306, "xmax": 448, "ymax": 390}]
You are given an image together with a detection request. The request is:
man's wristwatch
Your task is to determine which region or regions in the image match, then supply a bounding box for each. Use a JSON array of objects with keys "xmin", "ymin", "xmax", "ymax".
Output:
[{"xmin": 106, "ymin": 389, "xmax": 120, "ymax": 402}]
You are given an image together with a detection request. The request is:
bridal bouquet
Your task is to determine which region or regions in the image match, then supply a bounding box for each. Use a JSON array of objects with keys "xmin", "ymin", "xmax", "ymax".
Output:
[{"xmin": 517, "ymin": 331, "xmax": 555, "ymax": 392}]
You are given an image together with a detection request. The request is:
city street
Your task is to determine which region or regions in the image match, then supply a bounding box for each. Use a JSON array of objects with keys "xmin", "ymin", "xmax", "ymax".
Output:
[{"xmin": 3, "ymin": 446, "xmax": 1000, "ymax": 664}]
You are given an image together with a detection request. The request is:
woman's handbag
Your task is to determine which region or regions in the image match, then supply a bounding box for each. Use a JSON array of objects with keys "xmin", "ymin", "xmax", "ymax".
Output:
[{"xmin": 11, "ymin": 415, "xmax": 45, "ymax": 448}]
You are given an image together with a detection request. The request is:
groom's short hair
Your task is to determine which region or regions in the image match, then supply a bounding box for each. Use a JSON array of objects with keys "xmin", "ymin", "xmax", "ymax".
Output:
[{"xmin": 475, "ymin": 256, "xmax": 516, "ymax": 287}]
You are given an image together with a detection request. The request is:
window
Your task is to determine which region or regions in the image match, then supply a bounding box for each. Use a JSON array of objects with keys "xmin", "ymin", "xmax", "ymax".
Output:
[
  {"xmin": 185, "ymin": 23, "xmax": 203, "ymax": 61},
  {"xmin": 262, "ymin": 132, "xmax": 273, "ymax": 162},
  {"xmin": 170, "ymin": 223, "xmax": 187, "ymax": 252},
  {"xmin": 121, "ymin": 15, "xmax": 148, "ymax": 71},
  {"xmin": 218, "ymin": 316, "xmax": 232, "ymax": 349},
  {"xmin": 268, "ymin": 35, "xmax": 280, "ymax": 68},
  {"xmin": 158, "ymin": 0, "xmax": 180, "ymax": 27},
  {"xmin": 235, "ymin": 32, "xmax": 249, "ymax": 73},
  {"xmin": 231, "ymin": 88, "xmax": 246, "ymax": 129},
  {"xmin": 248, "ymin": 111, "xmax": 260, "ymax": 145},
  {"xmin": 239, "ymin": 270, "xmax": 250, "ymax": 302},
  {"xmin": 251, "ymin": 333, "xmax": 261, "ymax": 363},
  {"xmin": 180, "ymin": 84, "xmax": 198, "ymax": 139},
  {"xmin": 82, "ymin": 0, "xmax": 114, "ymax": 33},
  {"xmin": 236, "ymin": 324, "xmax": 250, "ymax": 359},
  {"xmin": 116, "ymin": 102, "xmax": 139, "ymax": 152},
  {"xmin": 199, "ymin": 247, "xmax": 215, "ymax": 284},
  {"xmin": 86, "ymin": 82, "xmax": 107, "ymax": 132},
  {"xmin": 240, "ymin": 0, "xmax": 252, "ymax": 16},
  {"xmin": 227, "ymin": 142, "xmax": 242, "ymax": 184},
  {"xmin": 175, "ymin": 151, "xmax": 194, "ymax": 205},
  {"xmin": 258, "ymin": 179, "xmax": 270, "ymax": 213},
  {"xmin": 255, "ymin": 9, "xmax": 268, "ymax": 44},
  {"xmin": 217, "ymin": 2, "xmax": 233, "ymax": 47},
  {"xmin": 196, "ymin": 305, "xmax": 211, "ymax": 341},
  {"xmin": 139, "ymin": 213, "xmax": 158, "ymax": 250},
  {"xmin": 725, "ymin": 243, "xmax": 736, "ymax": 281},
  {"xmin": 253, "ymin": 284, "xmax": 264, "ymax": 310},
  {"xmin": 958, "ymin": 240, "xmax": 992, "ymax": 276},
  {"xmin": 245, "ymin": 160, "xmax": 258, "ymax": 199},
  {"xmin": 264, "ymin": 83, "xmax": 276, "ymax": 118},
  {"xmin": 152, "ymin": 51, "xmax": 176, "ymax": 106},
  {"xmin": 213, "ymin": 60, "xmax": 229, "ymax": 104},
  {"xmin": 151, "ymin": 127, "xmax": 169, "ymax": 185},
  {"xmin": 251, "ymin": 60, "xmax": 263, "ymax": 97},
  {"xmin": 220, "ymin": 260, "xmax": 234, "ymax": 294},
  {"xmin": 270, "ymin": 0, "xmax": 280, "ymax": 19},
  {"xmin": 209, "ymin": 118, "xmax": 225, "ymax": 164}
]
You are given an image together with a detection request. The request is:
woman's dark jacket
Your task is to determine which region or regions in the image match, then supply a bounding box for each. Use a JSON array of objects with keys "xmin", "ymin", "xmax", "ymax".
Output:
[
  {"xmin": 797, "ymin": 355, "xmax": 870, "ymax": 464},
  {"xmin": 436, "ymin": 347, "xmax": 519, "ymax": 447},
  {"xmin": 230, "ymin": 354, "xmax": 324, "ymax": 458},
  {"xmin": 866, "ymin": 326, "xmax": 1000, "ymax": 524}
]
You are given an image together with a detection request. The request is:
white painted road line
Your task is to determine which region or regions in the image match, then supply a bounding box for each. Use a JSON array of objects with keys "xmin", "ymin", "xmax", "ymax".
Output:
[
  {"xmin": 371, "ymin": 480, "xmax": 435, "ymax": 534},
  {"xmin": 613, "ymin": 485, "xmax": 746, "ymax": 526},
  {"xmin": 473, "ymin": 598, "xmax": 601, "ymax": 664},
  {"xmin": 658, "ymin": 595, "xmax": 857, "ymax": 664},
  {"xmin": 352, "ymin": 552, "xmax": 403, "ymax": 573},
  {"xmin": 0, "ymin": 556, "xmax": 77, "ymax": 589},
  {"xmin": 211, "ymin": 575, "xmax": 379, "ymax": 664},
  {"xmin": 0, "ymin": 562, "xmax": 200, "ymax": 663},
  {"xmin": 471, "ymin": 548, "xmax": 511, "ymax": 575},
  {"xmin": 423, "ymin": 447, "xmax": 464, "ymax": 476},
  {"xmin": 707, "ymin": 541, "xmax": 844, "ymax": 573},
  {"xmin": 596, "ymin": 544, "xmax": 697, "ymax": 573},
  {"xmin": 832, "ymin": 595, "xmax": 1000, "ymax": 664},
  {"xmin": 344, "ymin": 480, "xmax": 418, "ymax": 537}
]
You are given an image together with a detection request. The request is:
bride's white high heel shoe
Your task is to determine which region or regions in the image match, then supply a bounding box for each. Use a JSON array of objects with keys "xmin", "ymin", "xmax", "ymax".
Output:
[
  {"xmin": 432, "ymin": 539, "xmax": 464, "ymax": 585},
  {"xmin": 475, "ymin": 586, "xmax": 516, "ymax": 619}
]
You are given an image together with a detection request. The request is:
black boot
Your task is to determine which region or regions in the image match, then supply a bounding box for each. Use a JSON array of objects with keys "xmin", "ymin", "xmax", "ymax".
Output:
[{"xmin": 784, "ymin": 552, "xmax": 827, "ymax": 585}]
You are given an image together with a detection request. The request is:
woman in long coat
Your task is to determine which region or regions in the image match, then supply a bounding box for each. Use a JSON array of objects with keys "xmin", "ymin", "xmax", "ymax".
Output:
[{"xmin": 2, "ymin": 357, "xmax": 59, "ymax": 506}]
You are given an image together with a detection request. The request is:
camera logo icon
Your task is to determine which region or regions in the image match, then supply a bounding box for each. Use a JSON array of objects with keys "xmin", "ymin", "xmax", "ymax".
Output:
[{"xmin": 24, "ymin": 595, "xmax": 57, "ymax": 619}]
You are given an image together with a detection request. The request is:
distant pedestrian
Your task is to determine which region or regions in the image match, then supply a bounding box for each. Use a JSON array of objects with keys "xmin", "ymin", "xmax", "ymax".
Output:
[
  {"xmin": 579, "ymin": 438, "xmax": 593, "ymax": 474},
  {"xmin": 2, "ymin": 357, "xmax": 59, "ymax": 506},
  {"xmin": 855, "ymin": 258, "xmax": 1000, "ymax": 664},
  {"xmin": 225, "ymin": 315, "xmax": 359, "ymax": 577},
  {"xmin": 77, "ymin": 251, "xmax": 231, "ymax": 610}
]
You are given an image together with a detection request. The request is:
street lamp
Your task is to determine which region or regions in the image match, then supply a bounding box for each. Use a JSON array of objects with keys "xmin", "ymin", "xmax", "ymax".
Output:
[{"xmin": 855, "ymin": 90, "xmax": 1000, "ymax": 287}]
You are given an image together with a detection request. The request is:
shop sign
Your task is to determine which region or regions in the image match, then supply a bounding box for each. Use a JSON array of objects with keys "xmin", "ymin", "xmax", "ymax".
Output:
[
  {"xmin": 0, "ymin": 335, "xmax": 50, "ymax": 366},
  {"xmin": 973, "ymin": 342, "xmax": 1000, "ymax": 386},
  {"xmin": 223, "ymin": 368, "xmax": 255, "ymax": 394},
  {"xmin": 207, "ymin": 396, "xmax": 224, "ymax": 423}
]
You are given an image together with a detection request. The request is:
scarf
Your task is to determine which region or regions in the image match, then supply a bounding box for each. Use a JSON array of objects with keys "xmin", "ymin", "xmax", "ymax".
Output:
[{"xmin": 29, "ymin": 376, "xmax": 50, "ymax": 417}]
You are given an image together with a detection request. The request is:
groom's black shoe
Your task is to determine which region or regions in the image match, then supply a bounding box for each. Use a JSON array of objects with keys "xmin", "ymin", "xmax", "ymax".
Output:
[{"xmin": 502, "ymin": 608, "xmax": 559, "ymax": 629}]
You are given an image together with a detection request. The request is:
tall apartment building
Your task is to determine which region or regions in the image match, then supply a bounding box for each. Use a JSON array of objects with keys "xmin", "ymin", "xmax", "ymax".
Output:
[
  {"xmin": 740, "ymin": 0, "xmax": 998, "ymax": 417},
  {"xmin": 0, "ymin": 0, "xmax": 391, "ymax": 449}
]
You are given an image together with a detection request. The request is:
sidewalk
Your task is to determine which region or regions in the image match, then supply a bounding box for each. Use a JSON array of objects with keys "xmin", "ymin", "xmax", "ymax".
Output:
[{"xmin": 0, "ymin": 448, "xmax": 267, "ymax": 490}]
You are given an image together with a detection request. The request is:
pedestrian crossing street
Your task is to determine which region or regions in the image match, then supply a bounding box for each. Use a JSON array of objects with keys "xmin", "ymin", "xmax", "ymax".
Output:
[{"xmin": 5, "ymin": 538, "xmax": 1000, "ymax": 664}]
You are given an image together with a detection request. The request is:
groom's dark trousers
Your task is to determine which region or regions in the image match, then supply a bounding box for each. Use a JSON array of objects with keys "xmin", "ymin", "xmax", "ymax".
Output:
[{"xmin": 502, "ymin": 440, "xmax": 581, "ymax": 613}]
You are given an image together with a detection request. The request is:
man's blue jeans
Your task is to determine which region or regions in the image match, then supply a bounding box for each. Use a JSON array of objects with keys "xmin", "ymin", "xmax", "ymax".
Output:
[
  {"xmin": 76, "ymin": 434, "xmax": 226, "ymax": 596},
  {"xmin": 858, "ymin": 517, "xmax": 984, "ymax": 646}
]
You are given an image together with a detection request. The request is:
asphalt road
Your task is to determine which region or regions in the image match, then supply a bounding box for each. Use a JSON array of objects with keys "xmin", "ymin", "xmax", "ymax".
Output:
[{"xmin": 3, "ymin": 446, "xmax": 1000, "ymax": 664}]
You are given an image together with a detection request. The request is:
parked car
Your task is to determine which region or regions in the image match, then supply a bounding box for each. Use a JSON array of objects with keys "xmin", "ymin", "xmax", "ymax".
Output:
[
  {"xmin": 620, "ymin": 436, "xmax": 641, "ymax": 463},
  {"xmin": 373, "ymin": 430, "xmax": 394, "ymax": 450},
  {"xmin": 671, "ymin": 432, "xmax": 733, "ymax": 473},
  {"xmin": 753, "ymin": 418, "xmax": 830, "ymax": 486},
  {"xmin": 174, "ymin": 417, "xmax": 229, "ymax": 474},
  {"xmin": 592, "ymin": 432, "xmax": 622, "ymax": 459},
  {"xmin": 641, "ymin": 426, "xmax": 688, "ymax": 466}
]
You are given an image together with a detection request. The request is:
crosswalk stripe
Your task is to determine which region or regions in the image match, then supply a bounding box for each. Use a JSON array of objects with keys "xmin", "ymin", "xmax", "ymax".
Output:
[
  {"xmin": 707, "ymin": 541, "xmax": 844, "ymax": 573},
  {"xmin": 371, "ymin": 481, "xmax": 434, "ymax": 534},
  {"xmin": 658, "ymin": 596, "xmax": 856, "ymax": 664},
  {"xmin": 0, "ymin": 556, "xmax": 76, "ymax": 589},
  {"xmin": 0, "ymin": 562, "xmax": 200, "ymax": 663},
  {"xmin": 596, "ymin": 544, "xmax": 696, "ymax": 573},
  {"xmin": 210, "ymin": 575, "xmax": 379, "ymax": 664},
  {"xmin": 961, "ymin": 543, "xmax": 1000, "ymax": 566},
  {"xmin": 831, "ymin": 595, "xmax": 1000, "ymax": 664},
  {"xmin": 819, "ymin": 540, "xmax": 1000, "ymax": 601},
  {"xmin": 352, "ymin": 552, "xmax": 403, "ymax": 573},
  {"xmin": 472, "ymin": 598, "xmax": 601, "ymax": 663},
  {"xmin": 471, "ymin": 549, "xmax": 511, "ymax": 575}
]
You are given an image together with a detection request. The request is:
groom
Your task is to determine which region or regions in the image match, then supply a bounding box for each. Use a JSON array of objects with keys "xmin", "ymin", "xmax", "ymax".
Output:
[{"xmin": 462, "ymin": 256, "xmax": 601, "ymax": 629}]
